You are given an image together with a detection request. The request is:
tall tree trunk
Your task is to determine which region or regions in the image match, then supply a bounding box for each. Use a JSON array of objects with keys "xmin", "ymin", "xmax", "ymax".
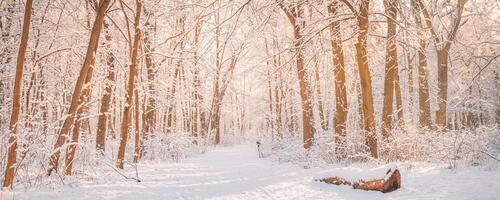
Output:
[
  {"xmin": 3, "ymin": 0, "xmax": 33, "ymax": 188},
  {"xmin": 116, "ymin": 0, "xmax": 142, "ymax": 169},
  {"xmin": 47, "ymin": 0, "xmax": 110, "ymax": 176},
  {"xmin": 211, "ymin": 52, "xmax": 238, "ymax": 145},
  {"xmin": 314, "ymin": 60, "xmax": 327, "ymax": 131},
  {"xmin": 381, "ymin": 0, "xmax": 398, "ymax": 141},
  {"xmin": 211, "ymin": 67, "xmax": 222, "ymax": 144},
  {"xmin": 267, "ymin": 70, "xmax": 274, "ymax": 135},
  {"xmin": 434, "ymin": 0, "xmax": 468, "ymax": 129},
  {"xmin": 415, "ymin": 0, "xmax": 467, "ymax": 129},
  {"xmin": 209, "ymin": 72, "xmax": 221, "ymax": 145},
  {"xmin": 133, "ymin": 89, "xmax": 141, "ymax": 163},
  {"xmin": 96, "ymin": 21, "xmax": 116, "ymax": 155},
  {"xmin": 294, "ymin": 17, "xmax": 314, "ymax": 149},
  {"xmin": 415, "ymin": 26, "xmax": 431, "ymax": 128},
  {"xmin": 191, "ymin": 20, "xmax": 202, "ymax": 140},
  {"xmin": 274, "ymin": 75, "xmax": 283, "ymax": 138},
  {"xmin": 212, "ymin": 8, "xmax": 222, "ymax": 145},
  {"xmin": 403, "ymin": 40, "xmax": 415, "ymax": 126},
  {"xmin": 355, "ymin": 0, "xmax": 378, "ymax": 158},
  {"xmin": 143, "ymin": 9, "xmax": 156, "ymax": 140},
  {"xmin": 274, "ymin": 48, "xmax": 284, "ymax": 138},
  {"xmin": 328, "ymin": 3, "xmax": 348, "ymax": 157},
  {"xmin": 279, "ymin": 3, "xmax": 315, "ymax": 149},
  {"xmin": 167, "ymin": 67, "xmax": 180, "ymax": 133},
  {"xmin": 394, "ymin": 67, "xmax": 405, "ymax": 129},
  {"xmin": 435, "ymin": 49, "xmax": 449, "ymax": 128},
  {"xmin": 64, "ymin": 66, "xmax": 94, "ymax": 176},
  {"xmin": 412, "ymin": 0, "xmax": 431, "ymax": 129}
]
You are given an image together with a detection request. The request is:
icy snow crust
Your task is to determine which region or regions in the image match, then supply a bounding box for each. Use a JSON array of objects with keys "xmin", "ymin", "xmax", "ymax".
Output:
[{"xmin": 2, "ymin": 144, "xmax": 499, "ymax": 200}]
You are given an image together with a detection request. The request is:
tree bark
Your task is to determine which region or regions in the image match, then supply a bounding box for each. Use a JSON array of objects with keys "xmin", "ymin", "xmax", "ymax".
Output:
[
  {"xmin": 355, "ymin": 0, "xmax": 378, "ymax": 158},
  {"xmin": 3, "ymin": 0, "xmax": 33, "ymax": 188},
  {"xmin": 64, "ymin": 66, "xmax": 94, "ymax": 176},
  {"xmin": 166, "ymin": 67, "xmax": 180, "ymax": 133},
  {"xmin": 415, "ymin": 0, "xmax": 467, "ymax": 129},
  {"xmin": 434, "ymin": 0, "xmax": 467, "ymax": 129},
  {"xmin": 279, "ymin": 2, "xmax": 315, "ymax": 149},
  {"xmin": 435, "ymin": 49, "xmax": 449, "ymax": 128},
  {"xmin": 116, "ymin": 0, "xmax": 142, "ymax": 169},
  {"xmin": 328, "ymin": 3, "xmax": 348, "ymax": 157},
  {"xmin": 190, "ymin": 0, "xmax": 204, "ymax": 142},
  {"xmin": 394, "ymin": 67, "xmax": 405, "ymax": 129},
  {"xmin": 267, "ymin": 69, "xmax": 274, "ymax": 135},
  {"xmin": 133, "ymin": 89, "xmax": 141, "ymax": 163},
  {"xmin": 381, "ymin": 0, "xmax": 398, "ymax": 140},
  {"xmin": 143, "ymin": 8, "xmax": 156, "ymax": 140},
  {"xmin": 314, "ymin": 60, "xmax": 327, "ymax": 131},
  {"xmin": 413, "ymin": 3, "xmax": 432, "ymax": 128},
  {"xmin": 47, "ymin": 0, "xmax": 110, "ymax": 176},
  {"xmin": 353, "ymin": 169, "xmax": 401, "ymax": 193},
  {"xmin": 96, "ymin": 21, "xmax": 115, "ymax": 155}
]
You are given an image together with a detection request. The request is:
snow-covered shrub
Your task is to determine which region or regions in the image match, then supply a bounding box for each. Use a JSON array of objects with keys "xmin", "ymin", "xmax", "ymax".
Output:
[
  {"xmin": 262, "ymin": 125, "xmax": 499, "ymax": 168},
  {"xmin": 260, "ymin": 129, "xmax": 371, "ymax": 167},
  {"xmin": 143, "ymin": 132, "xmax": 205, "ymax": 162},
  {"xmin": 385, "ymin": 125, "xmax": 499, "ymax": 167}
]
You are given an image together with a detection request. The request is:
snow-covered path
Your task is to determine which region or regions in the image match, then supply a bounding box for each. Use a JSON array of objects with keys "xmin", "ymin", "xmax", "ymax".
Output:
[{"xmin": 3, "ymin": 144, "xmax": 500, "ymax": 200}]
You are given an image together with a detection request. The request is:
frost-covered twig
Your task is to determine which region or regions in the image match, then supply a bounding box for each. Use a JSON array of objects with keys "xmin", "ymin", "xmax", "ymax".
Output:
[
  {"xmin": 480, "ymin": 150, "xmax": 500, "ymax": 162},
  {"xmin": 97, "ymin": 159, "xmax": 141, "ymax": 183}
]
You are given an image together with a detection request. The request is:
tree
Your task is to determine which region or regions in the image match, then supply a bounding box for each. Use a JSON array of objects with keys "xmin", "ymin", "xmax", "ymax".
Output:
[
  {"xmin": 381, "ymin": 0, "xmax": 399, "ymax": 140},
  {"xmin": 95, "ymin": 21, "xmax": 116, "ymax": 155},
  {"xmin": 3, "ymin": 0, "xmax": 33, "ymax": 188},
  {"xmin": 416, "ymin": 0, "xmax": 468, "ymax": 129},
  {"xmin": 341, "ymin": 0, "xmax": 378, "ymax": 158},
  {"xmin": 327, "ymin": 2, "xmax": 348, "ymax": 157},
  {"xmin": 47, "ymin": 0, "xmax": 111, "ymax": 176},
  {"xmin": 142, "ymin": 7, "xmax": 156, "ymax": 142},
  {"xmin": 64, "ymin": 65, "xmax": 94, "ymax": 175},
  {"xmin": 411, "ymin": 0, "xmax": 432, "ymax": 129},
  {"xmin": 116, "ymin": 0, "xmax": 142, "ymax": 169},
  {"xmin": 278, "ymin": 1, "xmax": 315, "ymax": 149}
]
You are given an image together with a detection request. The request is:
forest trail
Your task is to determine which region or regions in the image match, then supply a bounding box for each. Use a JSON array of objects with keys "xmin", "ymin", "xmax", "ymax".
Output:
[{"xmin": 4, "ymin": 143, "xmax": 500, "ymax": 200}]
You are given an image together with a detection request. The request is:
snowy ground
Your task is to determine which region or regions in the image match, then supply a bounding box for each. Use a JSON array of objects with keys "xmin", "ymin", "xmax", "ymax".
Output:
[{"xmin": 2, "ymin": 144, "xmax": 499, "ymax": 200}]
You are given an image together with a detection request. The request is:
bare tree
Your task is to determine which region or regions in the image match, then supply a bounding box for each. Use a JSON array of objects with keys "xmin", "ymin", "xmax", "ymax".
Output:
[
  {"xmin": 116, "ymin": 0, "xmax": 142, "ymax": 169},
  {"xmin": 142, "ymin": 7, "xmax": 156, "ymax": 142},
  {"xmin": 416, "ymin": 0, "xmax": 468, "ymax": 129},
  {"xmin": 411, "ymin": 0, "xmax": 432, "ymax": 129},
  {"xmin": 47, "ymin": 0, "xmax": 111, "ymax": 176},
  {"xmin": 328, "ymin": 2, "xmax": 348, "ymax": 157},
  {"xmin": 381, "ymin": 0, "xmax": 399, "ymax": 140},
  {"xmin": 278, "ymin": 1, "xmax": 315, "ymax": 149},
  {"xmin": 95, "ymin": 21, "xmax": 116, "ymax": 155},
  {"xmin": 341, "ymin": 0, "xmax": 378, "ymax": 158},
  {"xmin": 3, "ymin": 0, "xmax": 33, "ymax": 188}
]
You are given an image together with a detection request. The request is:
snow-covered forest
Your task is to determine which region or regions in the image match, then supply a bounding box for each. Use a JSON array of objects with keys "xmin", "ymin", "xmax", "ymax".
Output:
[{"xmin": 1, "ymin": 0, "xmax": 499, "ymax": 199}]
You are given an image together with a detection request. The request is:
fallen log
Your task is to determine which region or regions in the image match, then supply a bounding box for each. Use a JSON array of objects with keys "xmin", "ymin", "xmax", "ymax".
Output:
[
  {"xmin": 317, "ymin": 176, "xmax": 352, "ymax": 186},
  {"xmin": 317, "ymin": 169, "xmax": 401, "ymax": 193}
]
